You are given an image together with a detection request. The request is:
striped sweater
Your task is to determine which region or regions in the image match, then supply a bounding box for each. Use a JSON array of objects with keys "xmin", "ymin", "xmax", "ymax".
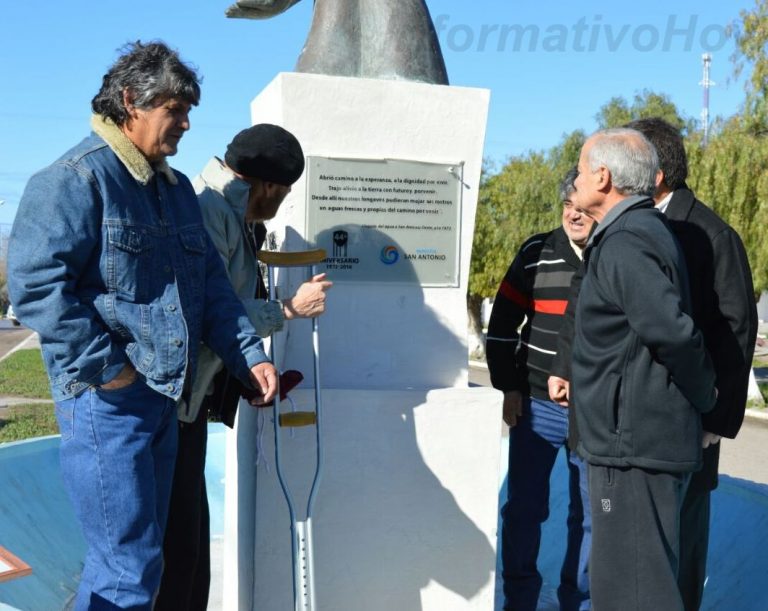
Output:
[{"xmin": 486, "ymin": 226, "xmax": 581, "ymax": 400}]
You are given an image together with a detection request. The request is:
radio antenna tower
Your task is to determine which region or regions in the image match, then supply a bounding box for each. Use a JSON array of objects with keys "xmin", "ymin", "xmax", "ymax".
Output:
[{"xmin": 700, "ymin": 53, "xmax": 715, "ymax": 147}]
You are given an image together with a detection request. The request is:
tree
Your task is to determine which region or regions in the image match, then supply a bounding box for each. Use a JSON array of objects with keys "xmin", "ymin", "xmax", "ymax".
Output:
[
  {"xmin": 687, "ymin": 123, "xmax": 768, "ymax": 292},
  {"xmin": 595, "ymin": 90, "xmax": 693, "ymax": 132},
  {"xmin": 729, "ymin": 0, "xmax": 768, "ymax": 133}
]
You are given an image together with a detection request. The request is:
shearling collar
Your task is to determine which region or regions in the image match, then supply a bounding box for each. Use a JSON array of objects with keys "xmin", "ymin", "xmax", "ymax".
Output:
[{"xmin": 90, "ymin": 114, "xmax": 178, "ymax": 186}]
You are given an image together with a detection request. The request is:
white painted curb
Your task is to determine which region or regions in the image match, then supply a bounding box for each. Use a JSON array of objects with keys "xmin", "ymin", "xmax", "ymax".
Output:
[{"xmin": 0, "ymin": 331, "xmax": 38, "ymax": 364}]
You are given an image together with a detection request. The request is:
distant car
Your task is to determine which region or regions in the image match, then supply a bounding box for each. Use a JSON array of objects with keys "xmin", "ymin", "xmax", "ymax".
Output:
[{"xmin": 6, "ymin": 304, "xmax": 20, "ymax": 326}]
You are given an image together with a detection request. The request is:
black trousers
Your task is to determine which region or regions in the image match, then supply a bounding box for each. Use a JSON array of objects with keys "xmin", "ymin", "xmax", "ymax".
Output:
[
  {"xmin": 588, "ymin": 464, "xmax": 689, "ymax": 611},
  {"xmin": 678, "ymin": 444, "xmax": 719, "ymax": 611},
  {"xmin": 155, "ymin": 401, "xmax": 211, "ymax": 611}
]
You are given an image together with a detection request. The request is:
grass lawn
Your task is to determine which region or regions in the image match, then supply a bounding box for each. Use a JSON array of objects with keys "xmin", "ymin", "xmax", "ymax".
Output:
[
  {"xmin": 0, "ymin": 348, "xmax": 55, "ymax": 442},
  {"xmin": 0, "ymin": 404, "xmax": 58, "ymax": 443},
  {"xmin": 758, "ymin": 382, "xmax": 768, "ymax": 406},
  {"xmin": 0, "ymin": 349, "xmax": 50, "ymax": 399}
]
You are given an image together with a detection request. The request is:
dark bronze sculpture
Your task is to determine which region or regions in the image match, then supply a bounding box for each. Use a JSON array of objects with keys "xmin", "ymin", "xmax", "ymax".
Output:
[{"xmin": 226, "ymin": 0, "xmax": 449, "ymax": 84}]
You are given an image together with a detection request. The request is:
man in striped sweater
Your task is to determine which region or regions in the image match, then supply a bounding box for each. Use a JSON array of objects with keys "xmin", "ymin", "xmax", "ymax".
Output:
[{"xmin": 487, "ymin": 168, "xmax": 595, "ymax": 611}]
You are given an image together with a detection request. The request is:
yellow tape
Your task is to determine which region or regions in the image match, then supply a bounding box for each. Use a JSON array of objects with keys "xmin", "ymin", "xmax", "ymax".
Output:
[{"xmin": 278, "ymin": 411, "xmax": 318, "ymax": 428}]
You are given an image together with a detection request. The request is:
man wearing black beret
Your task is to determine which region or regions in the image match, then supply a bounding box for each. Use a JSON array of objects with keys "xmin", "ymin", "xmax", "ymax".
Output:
[{"xmin": 156, "ymin": 124, "xmax": 332, "ymax": 610}]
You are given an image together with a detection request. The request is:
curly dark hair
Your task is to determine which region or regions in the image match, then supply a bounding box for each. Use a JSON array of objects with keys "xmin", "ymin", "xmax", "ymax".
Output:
[
  {"xmin": 91, "ymin": 40, "xmax": 201, "ymax": 125},
  {"xmin": 624, "ymin": 118, "xmax": 688, "ymax": 190}
]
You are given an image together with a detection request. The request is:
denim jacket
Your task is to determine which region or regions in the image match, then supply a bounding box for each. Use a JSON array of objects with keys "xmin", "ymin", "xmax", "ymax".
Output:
[{"xmin": 8, "ymin": 115, "xmax": 269, "ymax": 402}]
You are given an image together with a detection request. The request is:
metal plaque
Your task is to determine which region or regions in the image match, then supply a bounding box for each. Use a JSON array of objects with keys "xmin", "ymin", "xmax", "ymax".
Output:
[{"xmin": 306, "ymin": 157, "xmax": 463, "ymax": 286}]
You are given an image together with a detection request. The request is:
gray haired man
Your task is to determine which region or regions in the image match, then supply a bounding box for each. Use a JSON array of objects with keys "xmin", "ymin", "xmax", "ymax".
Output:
[
  {"xmin": 8, "ymin": 41, "xmax": 277, "ymax": 609},
  {"xmin": 570, "ymin": 129, "xmax": 717, "ymax": 610}
]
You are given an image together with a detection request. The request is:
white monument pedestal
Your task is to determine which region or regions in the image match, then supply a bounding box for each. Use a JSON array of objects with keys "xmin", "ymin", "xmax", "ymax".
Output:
[{"xmin": 222, "ymin": 73, "xmax": 500, "ymax": 610}]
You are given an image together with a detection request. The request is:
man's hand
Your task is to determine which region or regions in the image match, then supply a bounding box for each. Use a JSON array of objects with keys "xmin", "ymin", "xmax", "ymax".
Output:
[
  {"xmin": 502, "ymin": 391, "xmax": 524, "ymax": 428},
  {"xmin": 248, "ymin": 362, "xmax": 278, "ymax": 406},
  {"xmin": 100, "ymin": 363, "xmax": 137, "ymax": 390},
  {"xmin": 282, "ymin": 273, "xmax": 333, "ymax": 320},
  {"xmin": 548, "ymin": 375, "xmax": 570, "ymax": 406},
  {"xmin": 702, "ymin": 431, "xmax": 722, "ymax": 449}
]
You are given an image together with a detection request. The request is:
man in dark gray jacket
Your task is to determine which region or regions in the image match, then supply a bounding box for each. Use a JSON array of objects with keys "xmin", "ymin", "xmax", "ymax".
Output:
[{"xmin": 571, "ymin": 128, "xmax": 717, "ymax": 610}]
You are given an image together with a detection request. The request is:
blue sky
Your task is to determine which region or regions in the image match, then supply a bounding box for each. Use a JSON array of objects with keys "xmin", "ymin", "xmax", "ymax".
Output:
[{"xmin": 0, "ymin": 0, "xmax": 755, "ymax": 226}]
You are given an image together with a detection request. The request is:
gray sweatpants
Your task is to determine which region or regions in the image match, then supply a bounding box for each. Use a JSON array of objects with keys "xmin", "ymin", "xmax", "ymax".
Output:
[{"xmin": 588, "ymin": 464, "xmax": 690, "ymax": 611}]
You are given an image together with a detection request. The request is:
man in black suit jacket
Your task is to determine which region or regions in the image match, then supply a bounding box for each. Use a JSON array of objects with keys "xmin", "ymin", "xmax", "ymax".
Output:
[{"xmin": 626, "ymin": 118, "xmax": 758, "ymax": 611}]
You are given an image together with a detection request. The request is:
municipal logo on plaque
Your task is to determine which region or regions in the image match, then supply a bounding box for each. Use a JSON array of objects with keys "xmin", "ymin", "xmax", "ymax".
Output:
[{"xmin": 380, "ymin": 245, "xmax": 399, "ymax": 265}]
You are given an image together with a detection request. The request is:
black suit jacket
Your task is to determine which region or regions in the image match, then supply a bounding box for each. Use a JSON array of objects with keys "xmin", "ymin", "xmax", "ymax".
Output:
[{"xmin": 665, "ymin": 188, "xmax": 757, "ymax": 439}]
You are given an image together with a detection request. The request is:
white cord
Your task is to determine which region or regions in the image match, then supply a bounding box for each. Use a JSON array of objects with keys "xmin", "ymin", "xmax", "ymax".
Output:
[{"xmin": 254, "ymin": 407, "xmax": 270, "ymax": 473}]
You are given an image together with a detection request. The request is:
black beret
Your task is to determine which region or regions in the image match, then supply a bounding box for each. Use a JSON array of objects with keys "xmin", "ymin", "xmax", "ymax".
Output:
[{"xmin": 225, "ymin": 124, "xmax": 305, "ymax": 186}]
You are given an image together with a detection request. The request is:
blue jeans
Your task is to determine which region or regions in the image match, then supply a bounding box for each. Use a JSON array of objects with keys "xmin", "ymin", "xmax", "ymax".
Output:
[
  {"xmin": 501, "ymin": 397, "xmax": 591, "ymax": 611},
  {"xmin": 54, "ymin": 379, "xmax": 178, "ymax": 610}
]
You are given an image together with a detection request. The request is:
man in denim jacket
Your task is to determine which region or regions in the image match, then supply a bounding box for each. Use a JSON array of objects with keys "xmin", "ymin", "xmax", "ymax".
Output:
[{"xmin": 7, "ymin": 41, "xmax": 277, "ymax": 610}]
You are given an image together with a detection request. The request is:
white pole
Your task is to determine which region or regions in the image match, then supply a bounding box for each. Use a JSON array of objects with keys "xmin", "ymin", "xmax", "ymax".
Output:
[{"xmin": 700, "ymin": 53, "xmax": 715, "ymax": 147}]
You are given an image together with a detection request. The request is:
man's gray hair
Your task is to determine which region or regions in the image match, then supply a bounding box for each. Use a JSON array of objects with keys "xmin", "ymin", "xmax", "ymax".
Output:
[
  {"xmin": 91, "ymin": 41, "xmax": 201, "ymax": 126},
  {"xmin": 587, "ymin": 128, "xmax": 658, "ymax": 197},
  {"xmin": 559, "ymin": 166, "xmax": 578, "ymax": 201}
]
